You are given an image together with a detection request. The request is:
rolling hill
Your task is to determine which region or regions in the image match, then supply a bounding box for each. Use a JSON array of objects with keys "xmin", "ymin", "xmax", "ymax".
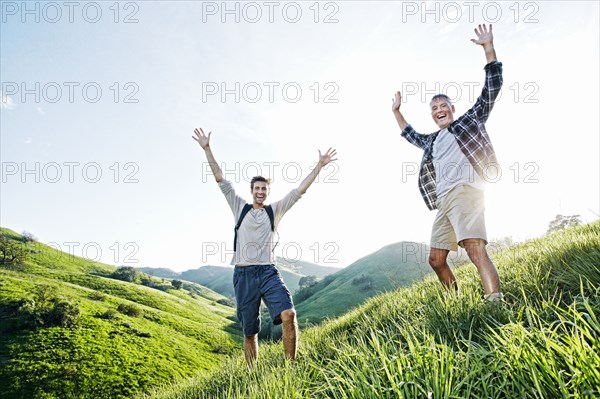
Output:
[
  {"xmin": 0, "ymin": 228, "xmax": 241, "ymax": 399},
  {"xmin": 294, "ymin": 241, "xmax": 435, "ymax": 324},
  {"xmin": 143, "ymin": 221, "xmax": 600, "ymax": 399}
]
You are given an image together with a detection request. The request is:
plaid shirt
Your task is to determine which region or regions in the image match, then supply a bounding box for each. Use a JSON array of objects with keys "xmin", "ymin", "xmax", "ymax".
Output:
[{"xmin": 401, "ymin": 61, "xmax": 503, "ymax": 210}]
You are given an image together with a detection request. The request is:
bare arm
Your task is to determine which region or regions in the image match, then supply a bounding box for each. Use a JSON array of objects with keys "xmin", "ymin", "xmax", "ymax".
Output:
[
  {"xmin": 471, "ymin": 24, "xmax": 496, "ymax": 63},
  {"xmin": 297, "ymin": 148, "xmax": 338, "ymax": 195},
  {"xmin": 192, "ymin": 127, "xmax": 223, "ymax": 183},
  {"xmin": 391, "ymin": 91, "xmax": 409, "ymax": 131}
]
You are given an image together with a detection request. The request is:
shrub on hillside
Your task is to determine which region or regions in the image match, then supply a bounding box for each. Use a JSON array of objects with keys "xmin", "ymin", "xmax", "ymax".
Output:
[
  {"xmin": 133, "ymin": 329, "xmax": 152, "ymax": 338},
  {"xmin": 88, "ymin": 291, "xmax": 106, "ymax": 301},
  {"xmin": 155, "ymin": 283, "xmax": 172, "ymax": 292},
  {"xmin": 21, "ymin": 231, "xmax": 37, "ymax": 243},
  {"xmin": 140, "ymin": 275, "xmax": 153, "ymax": 287},
  {"xmin": 299, "ymin": 275, "xmax": 319, "ymax": 289},
  {"xmin": 1, "ymin": 298, "xmax": 40, "ymax": 331},
  {"xmin": 101, "ymin": 309, "xmax": 120, "ymax": 320},
  {"xmin": 217, "ymin": 298, "xmax": 235, "ymax": 307},
  {"xmin": 294, "ymin": 286, "xmax": 315, "ymax": 303},
  {"xmin": 2, "ymin": 292, "xmax": 81, "ymax": 330},
  {"xmin": 352, "ymin": 274, "xmax": 373, "ymax": 292},
  {"xmin": 111, "ymin": 266, "xmax": 141, "ymax": 283},
  {"xmin": 48, "ymin": 299, "xmax": 81, "ymax": 327},
  {"xmin": 321, "ymin": 275, "xmax": 335, "ymax": 287},
  {"xmin": 294, "ymin": 275, "xmax": 336, "ymax": 304},
  {"xmin": 0, "ymin": 236, "xmax": 29, "ymax": 267},
  {"xmin": 117, "ymin": 302, "xmax": 143, "ymax": 317},
  {"xmin": 171, "ymin": 279, "xmax": 183, "ymax": 289},
  {"xmin": 547, "ymin": 214, "xmax": 582, "ymax": 234}
]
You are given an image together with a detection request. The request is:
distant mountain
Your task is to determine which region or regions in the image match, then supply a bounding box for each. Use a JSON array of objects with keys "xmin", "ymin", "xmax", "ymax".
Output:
[
  {"xmin": 275, "ymin": 257, "xmax": 342, "ymax": 278},
  {"xmin": 140, "ymin": 258, "xmax": 341, "ymax": 299},
  {"xmin": 294, "ymin": 241, "xmax": 434, "ymax": 324},
  {"xmin": 138, "ymin": 267, "xmax": 179, "ymax": 278},
  {"xmin": 179, "ymin": 264, "xmax": 306, "ymax": 298},
  {"xmin": 180, "ymin": 265, "xmax": 235, "ymax": 297}
]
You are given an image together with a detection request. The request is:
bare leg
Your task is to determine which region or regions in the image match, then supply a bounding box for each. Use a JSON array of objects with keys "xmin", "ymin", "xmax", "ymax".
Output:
[
  {"xmin": 244, "ymin": 334, "xmax": 258, "ymax": 364},
  {"xmin": 462, "ymin": 238, "xmax": 501, "ymax": 296},
  {"xmin": 280, "ymin": 308, "xmax": 298, "ymax": 361},
  {"xmin": 428, "ymin": 247, "xmax": 458, "ymax": 291}
]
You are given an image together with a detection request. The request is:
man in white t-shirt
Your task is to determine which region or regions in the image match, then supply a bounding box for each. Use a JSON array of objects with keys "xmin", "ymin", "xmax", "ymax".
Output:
[
  {"xmin": 193, "ymin": 127, "xmax": 337, "ymax": 363},
  {"xmin": 391, "ymin": 24, "xmax": 503, "ymax": 301}
]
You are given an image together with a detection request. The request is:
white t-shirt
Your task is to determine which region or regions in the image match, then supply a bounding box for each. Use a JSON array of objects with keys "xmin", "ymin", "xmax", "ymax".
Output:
[
  {"xmin": 219, "ymin": 180, "xmax": 301, "ymax": 266},
  {"xmin": 433, "ymin": 128, "xmax": 484, "ymax": 199}
]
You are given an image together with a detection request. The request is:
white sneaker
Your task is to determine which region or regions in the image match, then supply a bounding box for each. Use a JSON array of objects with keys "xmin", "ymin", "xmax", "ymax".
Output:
[{"xmin": 483, "ymin": 292, "xmax": 504, "ymax": 302}]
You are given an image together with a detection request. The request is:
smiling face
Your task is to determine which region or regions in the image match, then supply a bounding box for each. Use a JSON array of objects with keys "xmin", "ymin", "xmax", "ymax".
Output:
[
  {"xmin": 251, "ymin": 180, "xmax": 269, "ymax": 207},
  {"xmin": 430, "ymin": 96, "xmax": 456, "ymax": 129}
]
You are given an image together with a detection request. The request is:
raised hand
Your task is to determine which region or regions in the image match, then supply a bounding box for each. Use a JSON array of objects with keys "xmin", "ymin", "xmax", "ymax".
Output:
[
  {"xmin": 298, "ymin": 148, "xmax": 338, "ymax": 194},
  {"xmin": 391, "ymin": 91, "xmax": 409, "ymax": 130},
  {"xmin": 471, "ymin": 24, "xmax": 493, "ymax": 46},
  {"xmin": 391, "ymin": 91, "xmax": 402, "ymax": 112},
  {"xmin": 192, "ymin": 127, "xmax": 211, "ymax": 150},
  {"xmin": 318, "ymin": 148, "xmax": 338, "ymax": 167}
]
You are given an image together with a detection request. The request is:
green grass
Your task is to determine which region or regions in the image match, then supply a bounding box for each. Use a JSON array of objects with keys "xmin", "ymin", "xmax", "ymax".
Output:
[
  {"xmin": 0, "ymin": 228, "xmax": 242, "ymax": 399},
  {"xmin": 295, "ymin": 241, "xmax": 435, "ymax": 324},
  {"xmin": 143, "ymin": 221, "xmax": 600, "ymax": 399}
]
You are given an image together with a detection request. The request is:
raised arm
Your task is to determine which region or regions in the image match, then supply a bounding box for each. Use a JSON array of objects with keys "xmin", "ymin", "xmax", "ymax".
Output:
[
  {"xmin": 297, "ymin": 148, "xmax": 338, "ymax": 195},
  {"xmin": 471, "ymin": 24, "xmax": 496, "ymax": 64},
  {"xmin": 192, "ymin": 127, "xmax": 223, "ymax": 183},
  {"xmin": 391, "ymin": 91, "xmax": 409, "ymax": 131}
]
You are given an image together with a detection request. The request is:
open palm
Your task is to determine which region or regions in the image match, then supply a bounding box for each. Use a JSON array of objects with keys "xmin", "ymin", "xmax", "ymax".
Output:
[
  {"xmin": 471, "ymin": 24, "xmax": 493, "ymax": 46},
  {"xmin": 319, "ymin": 148, "xmax": 338, "ymax": 167},
  {"xmin": 192, "ymin": 127, "xmax": 211, "ymax": 150}
]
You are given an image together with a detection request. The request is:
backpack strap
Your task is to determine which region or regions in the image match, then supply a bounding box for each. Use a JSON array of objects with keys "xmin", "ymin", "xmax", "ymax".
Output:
[
  {"xmin": 233, "ymin": 204, "xmax": 276, "ymax": 252},
  {"xmin": 265, "ymin": 205, "xmax": 275, "ymax": 232},
  {"xmin": 265, "ymin": 205, "xmax": 279, "ymax": 252},
  {"xmin": 234, "ymin": 204, "xmax": 253, "ymax": 252}
]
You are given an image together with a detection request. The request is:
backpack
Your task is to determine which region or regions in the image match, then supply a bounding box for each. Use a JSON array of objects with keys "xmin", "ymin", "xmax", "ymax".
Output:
[{"xmin": 233, "ymin": 204, "xmax": 275, "ymax": 252}]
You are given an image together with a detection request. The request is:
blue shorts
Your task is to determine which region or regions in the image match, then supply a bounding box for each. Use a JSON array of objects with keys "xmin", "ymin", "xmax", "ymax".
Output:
[{"xmin": 233, "ymin": 264, "xmax": 294, "ymax": 336}]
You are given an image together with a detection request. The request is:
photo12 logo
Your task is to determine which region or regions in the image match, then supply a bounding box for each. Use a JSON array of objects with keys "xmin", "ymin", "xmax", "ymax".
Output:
[
  {"xmin": 201, "ymin": 81, "xmax": 339, "ymax": 104},
  {"xmin": 29, "ymin": 241, "xmax": 140, "ymax": 264},
  {"xmin": 401, "ymin": 81, "xmax": 540, "ymax": 105},
  {"xmin": 201, "ymin": 1, "xmax": 340, "ymax": 24},
  {"xmin": 1, "ymin": 162, "xmax": 140, "ymax": 184},
  {"xmin": 201, "ymin": 241, "xmax": 340, "ymax": 264},
  {"xmin": 400, "ymin": 1, "xmax": 540, "ymax": 24},
  {"xmin": 400, "ymin": 161, "xmax": 540, "ymax": 184},
  {"xmin": 1, "ymin": 82, "xmax": 140, "ymax": 104},
  {"xmin": 1, "ymin": 1, "xmax": 140, "ymax": 24},
  {"xmin": 201, "ymin": 161, "xmax": 339, "ymax": 185}
]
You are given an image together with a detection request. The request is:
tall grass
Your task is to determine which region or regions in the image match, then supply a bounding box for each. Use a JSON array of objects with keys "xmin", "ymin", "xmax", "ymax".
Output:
[{"xmin": 143, "ymin": 222, "xmax": 600, "ymax": 399}]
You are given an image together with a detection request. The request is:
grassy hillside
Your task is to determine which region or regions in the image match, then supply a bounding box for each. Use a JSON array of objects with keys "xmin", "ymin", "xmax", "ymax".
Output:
[
  {"xmin": 143, "ymin": 221, "xmax": 600, "ymax": 399},
  {"xmin": 295, "ymin": 241, "xmax": 433, "ymax": 324},
  {"xmin": 0, "ymin": 228, "xmax": 241, "ymax": 399}
]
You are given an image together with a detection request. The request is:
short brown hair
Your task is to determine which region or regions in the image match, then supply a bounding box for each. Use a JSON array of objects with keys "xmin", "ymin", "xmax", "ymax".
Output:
[{"xmin": 250, "ymin": 176, "xmax": 271, "ymax": 190}]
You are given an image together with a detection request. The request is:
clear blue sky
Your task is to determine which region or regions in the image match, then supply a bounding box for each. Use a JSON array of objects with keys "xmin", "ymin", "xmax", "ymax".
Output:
[{"xmin": 2, "ymin": 1, "xmax": 598, "ymax": 271}]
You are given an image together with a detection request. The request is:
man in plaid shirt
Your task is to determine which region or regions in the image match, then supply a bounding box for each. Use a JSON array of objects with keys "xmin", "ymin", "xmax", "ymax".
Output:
[{"xmin": 391, "ymin": 24, "xmax": 503, "ymax": 301}]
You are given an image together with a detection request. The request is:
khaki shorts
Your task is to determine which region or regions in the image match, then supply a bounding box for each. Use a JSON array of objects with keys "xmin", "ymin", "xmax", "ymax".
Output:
[{"xmin": 430, "ymin": 184, "xmax": 487, "ymax": 251}]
